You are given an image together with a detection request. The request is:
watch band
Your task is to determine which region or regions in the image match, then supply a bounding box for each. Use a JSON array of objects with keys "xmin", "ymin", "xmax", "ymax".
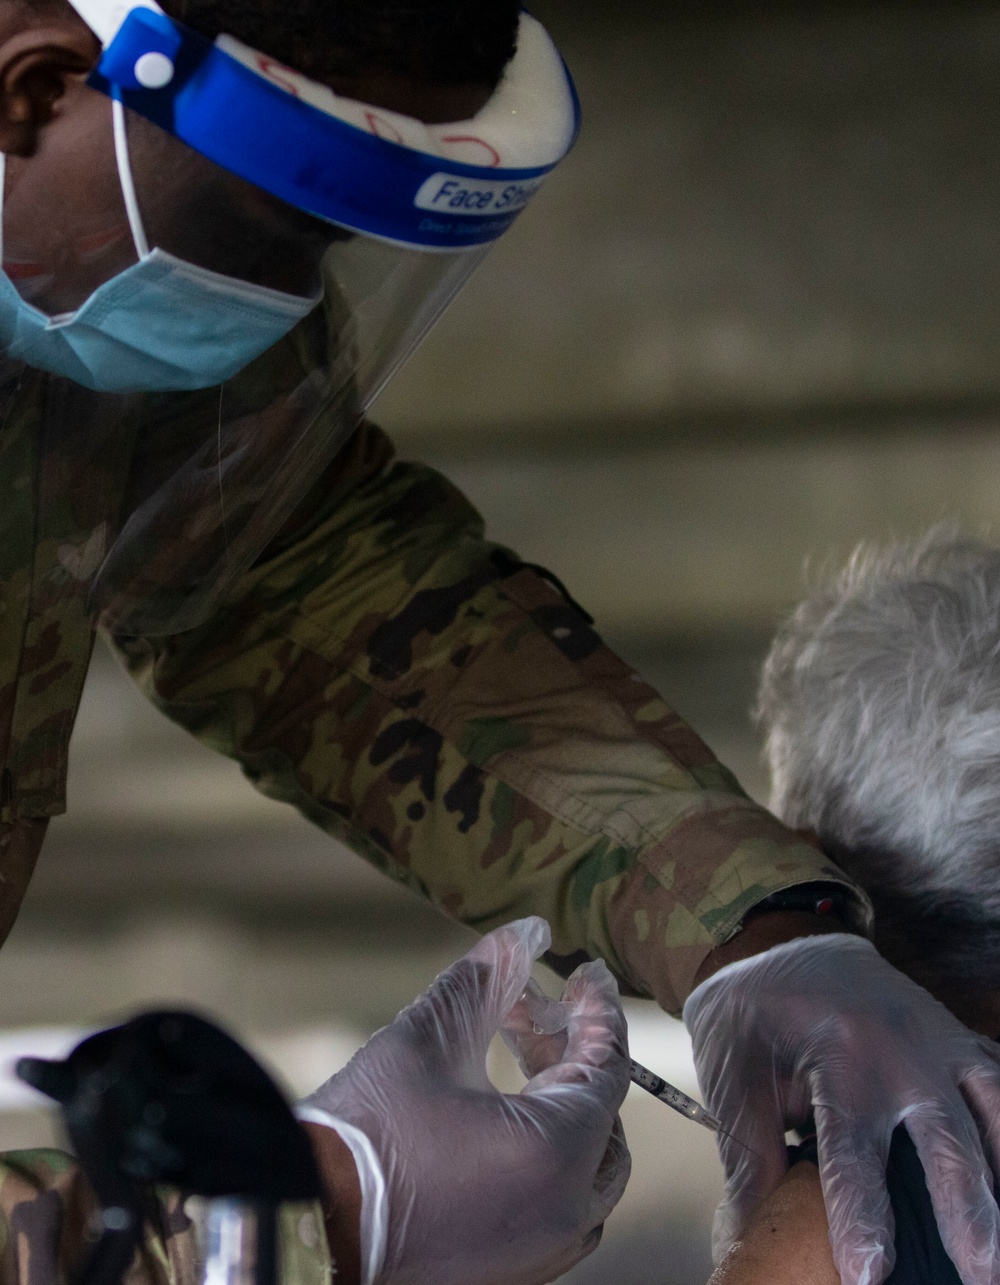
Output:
[{"xmin": 742, "ymin": 881, "xmax": 852, "ymax": 925}]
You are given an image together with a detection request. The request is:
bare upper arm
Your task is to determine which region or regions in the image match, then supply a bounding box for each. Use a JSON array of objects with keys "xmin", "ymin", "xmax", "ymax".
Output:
[{"xmin": 708, "ymin": 1161, "xmax": 838, "ymax": 1285}]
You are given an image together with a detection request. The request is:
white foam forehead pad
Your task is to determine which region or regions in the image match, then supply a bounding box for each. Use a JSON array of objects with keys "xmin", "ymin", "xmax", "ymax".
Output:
[
  {"xmin": 69, "ymin": 0, "xmax": 166, "ymax": 48},
  {"xmin": 215, "ymin": 12, "xmax": 577, "ymax": 170}
]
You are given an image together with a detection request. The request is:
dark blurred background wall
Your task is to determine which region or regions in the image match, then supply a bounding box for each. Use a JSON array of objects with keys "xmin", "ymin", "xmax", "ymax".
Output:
[{"xmin": 3, "ymin": 4, "xmax": 1000, "ymax": 1282}]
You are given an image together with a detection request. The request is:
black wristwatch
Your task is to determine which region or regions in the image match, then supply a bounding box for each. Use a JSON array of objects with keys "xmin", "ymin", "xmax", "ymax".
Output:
[{"xmin": 742, "ymin": 881, "xmax": 852, "ymax": 925}]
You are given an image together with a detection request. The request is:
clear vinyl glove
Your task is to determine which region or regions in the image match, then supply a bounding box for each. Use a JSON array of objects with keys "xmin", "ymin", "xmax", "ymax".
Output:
[
  {"xmin": 683, "ymin": 933, "xmax": 1000, "ymax": 1285},
  {"xmin": 299, "ymin": 917, "xmax": 631, "ymax": 1285}
]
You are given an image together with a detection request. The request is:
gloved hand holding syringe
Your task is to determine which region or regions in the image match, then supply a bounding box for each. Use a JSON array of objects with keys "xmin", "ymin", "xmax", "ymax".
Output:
[{"xmin": 516, "ymin": 978, "xmax": 726, "ymax": 1136}]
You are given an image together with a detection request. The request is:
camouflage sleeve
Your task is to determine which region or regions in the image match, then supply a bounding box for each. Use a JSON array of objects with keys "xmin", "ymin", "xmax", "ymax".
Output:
[
  {"xmin": 0, "ymin": 1148, "xmax": 330, "ymax": 1285},
  {"xmin": 109, "ymin": 423, "xmax": 872, "ymax": 1015}
]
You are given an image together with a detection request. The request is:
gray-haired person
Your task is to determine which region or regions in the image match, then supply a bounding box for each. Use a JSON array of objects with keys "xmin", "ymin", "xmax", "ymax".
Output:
[
  {"xmin": 683, "ymin": 526, "xmax": 1000, "ymax": 1284},
  {"xmin": 757, "ymin": 528, "xmax": 1000, "ymax": 1039},
  {"xmin": 697, "ymin": 530, "xmax": 1000, "ymax": 1285}
]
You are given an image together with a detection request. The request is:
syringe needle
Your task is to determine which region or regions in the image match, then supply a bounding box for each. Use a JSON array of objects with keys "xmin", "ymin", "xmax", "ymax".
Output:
[
  {"xmin": 520, "ymin": 980, "xmax": 759, "ymax": 1156},
  {"xmin": 629, "ymin": 1058, "xmax": 760, "ymax": 1159}
]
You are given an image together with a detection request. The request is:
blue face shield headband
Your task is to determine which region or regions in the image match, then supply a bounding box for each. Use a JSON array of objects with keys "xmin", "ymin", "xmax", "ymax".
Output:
[{"xmin": 68, "ymin": 0, "xmax": 580, "ymax": 251}]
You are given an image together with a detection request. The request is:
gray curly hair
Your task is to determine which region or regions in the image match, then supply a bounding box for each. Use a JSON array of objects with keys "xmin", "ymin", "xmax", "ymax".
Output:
[{"xmin": 757, "ymin": 527, "xmax": 1000, "ymax": 995}]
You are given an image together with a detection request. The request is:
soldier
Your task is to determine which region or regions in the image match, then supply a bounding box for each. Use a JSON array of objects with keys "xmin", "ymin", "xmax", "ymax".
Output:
[{"xmin": 0, "ymin": 0, "xmax": 995, "ymax": 1282}]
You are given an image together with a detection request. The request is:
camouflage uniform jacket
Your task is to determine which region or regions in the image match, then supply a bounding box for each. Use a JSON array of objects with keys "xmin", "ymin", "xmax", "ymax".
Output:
[{"xmin": 0, "ymin": 302, "xmax": 871, "ymax": 1280}]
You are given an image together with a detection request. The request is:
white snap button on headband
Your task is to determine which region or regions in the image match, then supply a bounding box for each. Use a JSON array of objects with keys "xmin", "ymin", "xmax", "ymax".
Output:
[{"xmin": 133, "ymin": 50, "xmax": 174, "ymax": 88}]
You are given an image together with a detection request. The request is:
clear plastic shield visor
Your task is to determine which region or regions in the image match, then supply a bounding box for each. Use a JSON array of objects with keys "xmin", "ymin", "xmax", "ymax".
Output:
[
  {"xmin": 1, "ymin": 88, "xmax": 488, "ymax": 390},
  {"xmin": 0, "ymin": 92, "xmax": 490, "ymax": 635},
  {"xmin": 85, "ymin": 128, "xmax": 487, "ymax": 634}
]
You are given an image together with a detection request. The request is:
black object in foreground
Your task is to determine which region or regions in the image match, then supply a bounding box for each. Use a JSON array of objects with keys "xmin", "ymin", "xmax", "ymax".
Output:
[{"xmin": 16, "ymin": 1009, "xmax": 322, "ymax": 1285}]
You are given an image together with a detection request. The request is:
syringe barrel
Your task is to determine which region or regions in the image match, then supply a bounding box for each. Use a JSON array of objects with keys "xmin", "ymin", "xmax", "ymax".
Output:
[
  {"xmin": 629, "ymin": 1059, "xmax": 720, "ymax": 1131},
  {"xmin": 629, "ymin": 1059, "xmax": 667, "ymax": 1097}
]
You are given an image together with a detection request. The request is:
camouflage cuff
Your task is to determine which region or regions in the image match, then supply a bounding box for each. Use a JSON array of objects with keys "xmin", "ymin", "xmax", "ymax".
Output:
[{"xmin": 607, "ymin": 799, "xmax": 873, "ymax": 1015}]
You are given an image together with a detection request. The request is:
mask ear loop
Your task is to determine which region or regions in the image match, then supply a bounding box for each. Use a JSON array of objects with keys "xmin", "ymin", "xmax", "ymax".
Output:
[{"xmin": 111, "ymin": 89, "xmax": 150, "ymax": 261}]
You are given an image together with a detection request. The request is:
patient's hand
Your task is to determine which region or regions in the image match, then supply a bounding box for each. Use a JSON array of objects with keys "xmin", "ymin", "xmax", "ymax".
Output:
[{"xmin": 708, "ymin": 1160, "xmax": 838, "ymax": 1285}]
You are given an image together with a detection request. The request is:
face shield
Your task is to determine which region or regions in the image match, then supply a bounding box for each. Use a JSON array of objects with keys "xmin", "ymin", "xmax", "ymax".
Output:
[{"xmin": 2, "ymin": 0, "xmax": 578, "ymax": 633}]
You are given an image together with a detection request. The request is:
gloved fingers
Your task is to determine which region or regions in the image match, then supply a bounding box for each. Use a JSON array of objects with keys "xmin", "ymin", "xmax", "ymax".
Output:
[
  {"xmin": 814, "ymin": 1107, "xmax": 895, "ymax": 1285},
  {"xmin": 587, "ymin": 1113, "xmax": 631, "ymax": 1230},
  {"xmin": 501, "ymin": 1014, "xmax": 569, "ymax": 1082},
  {"xmin": 906, "ymin": 1107, "xmax": 1000, "ymax": 1285},
  {"xmin": 464, "ymin": 916, "xmax": 552, "ymax": 986},
  {"xmin": 973, "ymin": 1037, "xmax": 1000, "ymax": 1073},
  {"xmin": 520, "ymin": 960, "xmax": 629, "ymax": 1113},
  {"xmin": 528, "ymin": 1157, "xmax": 624, "ymax": 1285},
  {"xmin": 961, "ymin": 1066, "xmax": 1000, "ymax": 1188},
  {"xmin": 523, "ymin": 1228, "xmax": 605, "ymax": 1285},
  {"xmin": 709, "ymin": 1109, "xmax": 790, "ymax": 1262},
  {"xmin": 401, "ymin": 917, "xmax": 552, "ymax": 1077},
  {"xmin": 502, "ymin": 979, "xmax": 570, "ymax": 1080},
  {"xmin": 522, "ymin": 977, "xmax": 572, "ymax": 1036}
]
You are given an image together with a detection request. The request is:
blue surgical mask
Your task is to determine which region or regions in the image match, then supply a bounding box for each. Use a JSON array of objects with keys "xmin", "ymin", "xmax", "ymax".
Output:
[{"xmin": 0, "ymin": 99, "xmax": 321, "ymax": 393}]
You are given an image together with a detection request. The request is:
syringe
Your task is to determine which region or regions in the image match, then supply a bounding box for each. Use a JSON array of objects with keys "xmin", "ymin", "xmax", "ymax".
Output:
[
  {"xmin": 628, "ymin": 1059, "xmax": 758, "ymax": 1157},
  {"xmin": 628, "ymin": 1058, "xmax": 720, "ymax": 1133},
  {"xmin": 519, "ymin": 979, "xmax": 746, "ymax": 1148}
]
